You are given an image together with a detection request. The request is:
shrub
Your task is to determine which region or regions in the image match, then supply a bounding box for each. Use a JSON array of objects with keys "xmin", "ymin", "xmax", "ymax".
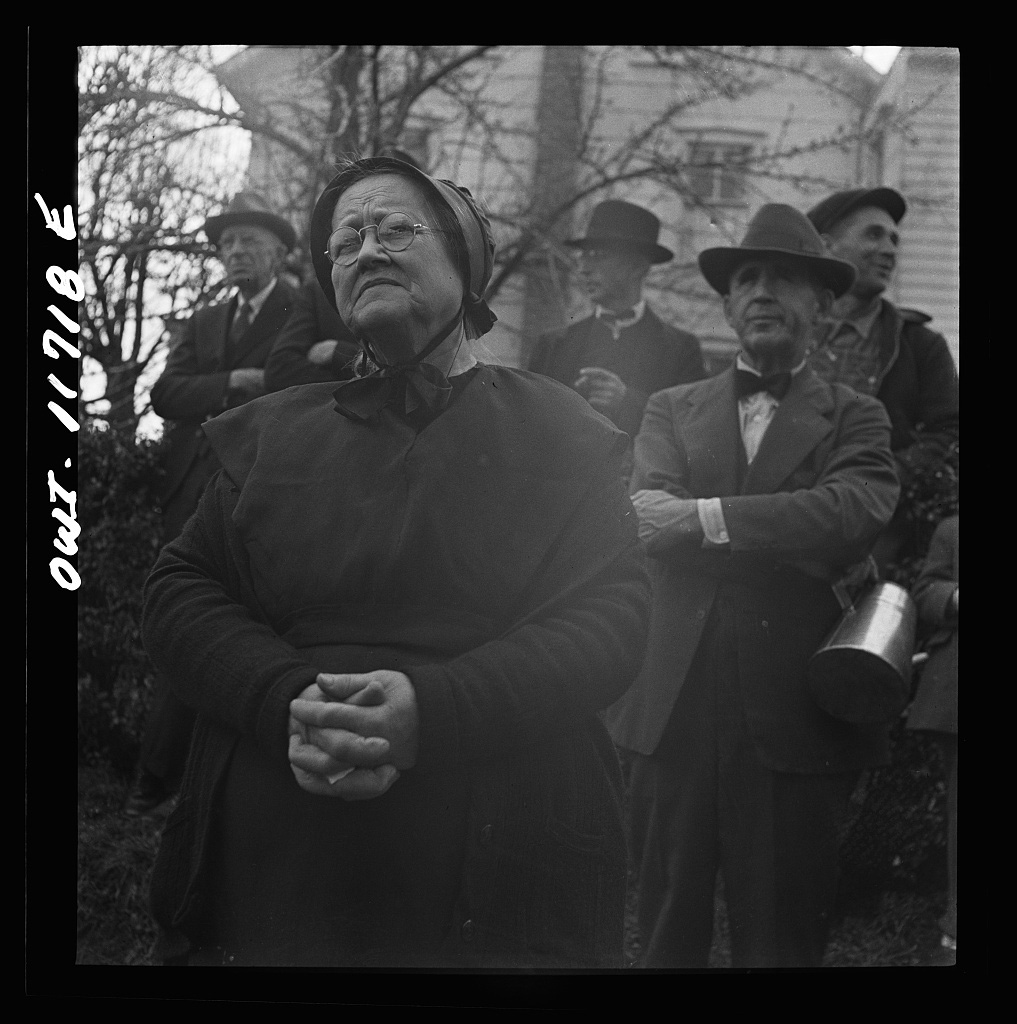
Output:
[
  {"xmin": 77, "ymin": 423, "xmax": 167, "ymax": 774},
  {"xmin": 839, "ymin": 439, "xmax": 958, "ymax": 900},
  {"xmin": 885, "ymin": 439, "xmax": 960, "ymax": 592}
]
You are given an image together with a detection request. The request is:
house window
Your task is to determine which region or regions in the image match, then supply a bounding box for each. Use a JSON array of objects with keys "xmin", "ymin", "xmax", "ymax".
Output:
[{"xmin": 686, "ymin": 141, "xmax": 753, "ymax": 205}]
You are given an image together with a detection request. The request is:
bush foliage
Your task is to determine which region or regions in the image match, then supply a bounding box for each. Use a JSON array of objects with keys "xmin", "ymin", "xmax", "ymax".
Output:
[
  {"xmin": 839, "ymin": 439, "xmax": 959, "ymax": 897},
  {"xmin": 77, "ymin": 423, "xmax": 166, "ymax": 774}
]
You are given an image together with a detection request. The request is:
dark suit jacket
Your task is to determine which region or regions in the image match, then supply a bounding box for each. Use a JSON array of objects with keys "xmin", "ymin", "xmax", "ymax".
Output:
[
  {"xmin": 907, "ymin": 514, "xmax": 958, "ymax": 735},
  {"xmin": 151, "ymin": 278, "xmax": 297, "ymax": 539},
  {"xmin": 605, "ymin": 365, "xmax": 901, "ymax": 773},
  {"xmin": 528, "ymin": 306, "xmax": 705, "ymax": 437},
  {"xmin": 263, "ymin": 281, "xmax": 361, "ymax": 393}
]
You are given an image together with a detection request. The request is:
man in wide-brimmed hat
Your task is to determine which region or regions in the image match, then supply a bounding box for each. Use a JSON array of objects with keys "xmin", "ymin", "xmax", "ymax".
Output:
[
  {"xmin": 605, "ymin": 204, "xmax": 901, "ymax": 969},
  {"xmin": 124, "ymin": 192, "xmax": 299, "ymax": 819},
  {"xmin": 805, "ymin": 186, "xmax": 959, "ymax": 573},
  {"xmin": 527, "ymin": 199, "xmax": 705, "ymax": 440}
]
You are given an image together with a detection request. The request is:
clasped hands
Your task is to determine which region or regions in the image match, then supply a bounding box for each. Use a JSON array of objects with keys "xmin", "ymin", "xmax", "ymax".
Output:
[{"xmin": 288, "ymin": 670, "xmax": 419, "ymax": 801}]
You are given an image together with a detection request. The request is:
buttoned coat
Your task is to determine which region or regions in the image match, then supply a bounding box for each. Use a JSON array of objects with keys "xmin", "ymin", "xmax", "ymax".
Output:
[
  {"xmin": 152, "ymin": 279, "xmax": 297, "ymax": 538},
  {"xmin": 605, "ymin": 365, "xmax": 901, "ymax": 773},
  {"xmin": 528, "ymin": 307, "xmax": 705, "ymax": 437}
]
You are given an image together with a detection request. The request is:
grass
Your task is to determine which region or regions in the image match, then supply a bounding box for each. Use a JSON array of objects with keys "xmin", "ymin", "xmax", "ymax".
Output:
[
  {"xmin": 76, "ymin": 764, "xmax": 163, "ymax": 966},
  {"xmin": 75, "ymin": 762, "xmax": 949, "ymax": 970}
]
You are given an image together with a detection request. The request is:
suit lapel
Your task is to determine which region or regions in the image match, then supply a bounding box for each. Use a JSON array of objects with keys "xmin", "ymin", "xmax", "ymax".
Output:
[
  {"xmin": 682, "ymin": 368, "xmax": 743, "ymax": 497},
  {"xmin": 231, "ymin": 281, "xmax": 294, "ymax": 366},
  {"xmin": 741, "ymin": 368, "xmax": 834, "ymax": 495},
  {"xmin": 232, "ymin": 284, "xmax": 278, "ymax": 360}
]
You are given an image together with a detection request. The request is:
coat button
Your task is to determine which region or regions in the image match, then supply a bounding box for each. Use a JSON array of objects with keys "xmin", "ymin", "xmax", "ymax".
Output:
[
  {"xmin": 461, "ymin": 919, "xmax": 475, "ymax": 942},
  {"xmin": 480, "ymin": 824, "xmax": 493, "ymax": 844}
]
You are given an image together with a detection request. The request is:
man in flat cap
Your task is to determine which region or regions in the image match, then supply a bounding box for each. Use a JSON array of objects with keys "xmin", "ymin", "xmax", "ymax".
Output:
[
  {"xmin": 124, "ymin": 192, "xmax": 298, "ymax": 817},
  {"xmin": 605, "ymin": 204, "xmax": 900, "ymax": 969},
  {"xmin": 806, "ymin": 187, "xmax": 959, "ymax": 572},
  {"xmin": 528, "ymin": 200, "xmax": 705, "ymax": 440}
]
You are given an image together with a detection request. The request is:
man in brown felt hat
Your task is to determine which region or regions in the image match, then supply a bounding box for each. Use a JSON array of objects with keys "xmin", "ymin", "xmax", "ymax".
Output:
[
  {"xmin": 527, "ymin": 199, "xmax": 705, "ymax": 441},
  {"xmin": 124, "ymin": 192, "xmax": 298, "ymax": 818},
  {"xmin": 805, "ymin": 186, "xmax": 959, "ymax": 573},
  {"xmin": 605, "ymin": 204, "xmax": 900, "ymax": 968}
]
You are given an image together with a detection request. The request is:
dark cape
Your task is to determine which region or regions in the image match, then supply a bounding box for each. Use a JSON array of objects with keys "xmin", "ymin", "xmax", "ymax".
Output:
[{"xmin": 142, "ymin": 364, "xmax": 650, "ymax": 968}]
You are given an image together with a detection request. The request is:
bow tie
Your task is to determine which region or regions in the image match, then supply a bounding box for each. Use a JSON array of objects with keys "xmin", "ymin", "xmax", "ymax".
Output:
[
  {"xmin": 735, "ymin": 368, "xmax": 792, "ymax": 400},
  {"xmin": 332, "ymin": 360, "xmax": 453, "ymax": 422}
]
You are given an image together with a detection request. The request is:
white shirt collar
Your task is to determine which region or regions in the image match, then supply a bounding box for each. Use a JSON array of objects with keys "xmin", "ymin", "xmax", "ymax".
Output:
[
  {"xmin": 735, "ymin": 354, "xmax": 807, "ymax": 378},
  {"xmin": 595, "ymin": 297, "xmax": 646, "ymax": 324},
  {"xmin": 234, "ymin": 277, "xmax": 278, "ymax": 318}
]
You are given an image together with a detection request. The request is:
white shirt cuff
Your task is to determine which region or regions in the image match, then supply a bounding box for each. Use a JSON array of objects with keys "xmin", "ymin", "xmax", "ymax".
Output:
[{"xmin": 697, "ymin": 497, "xmax": 730, "ymax": 545}]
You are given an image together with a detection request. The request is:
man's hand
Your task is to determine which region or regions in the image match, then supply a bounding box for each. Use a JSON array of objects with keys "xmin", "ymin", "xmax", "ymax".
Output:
[
  {"xmin": 307, "ymin": 340, "xmax": 340, "ymax": 366},
  {"xmin": 228, "ymin": 367, "xmax": 266, "ymax": 398},
  {"xmin": 630, "ymin": 489, "xmax": 703, "ymax": 552},
  {"xmin": 574, "ymin": 366, "xmax": 627, "ymax": 414}
]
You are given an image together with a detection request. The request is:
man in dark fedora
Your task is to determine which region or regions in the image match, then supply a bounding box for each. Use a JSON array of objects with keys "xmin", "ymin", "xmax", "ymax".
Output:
[
  {"xmin": 527, "ymin": 199, "xmax": 705, "ymax": 439},
  {"xmin": 124, "ymin": 192, "xmax": 298, "ymax": 818},
  {"xmin": 806, "ymin": 187, "xmax": 959, "ymax": 572},
  {"xmin": 605, "ymin": 204, "xmax": 900, "ymax": 968}
]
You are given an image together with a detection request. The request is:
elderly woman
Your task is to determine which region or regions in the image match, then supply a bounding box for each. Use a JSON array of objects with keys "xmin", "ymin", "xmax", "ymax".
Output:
[{"xmin": 143, "ymin": 157, "xmax": 650, "ymax": 969}]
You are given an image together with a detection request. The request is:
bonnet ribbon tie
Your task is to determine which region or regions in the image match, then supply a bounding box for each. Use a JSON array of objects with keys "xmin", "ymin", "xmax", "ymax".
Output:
[{"xmin": 332, "ymin": 310, "xmax": 463, "ymax": 422}]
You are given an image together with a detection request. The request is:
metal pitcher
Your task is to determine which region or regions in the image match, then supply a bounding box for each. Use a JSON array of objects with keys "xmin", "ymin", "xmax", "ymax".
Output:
[{"xmin": 807, "ymin": 581, "xmax": 917, "ymax": 725}]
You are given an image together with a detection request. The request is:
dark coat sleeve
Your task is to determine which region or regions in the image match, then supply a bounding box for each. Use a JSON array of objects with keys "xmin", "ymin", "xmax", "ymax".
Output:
[
  {"xmin": 150, "ymin": 310, "xmax": 232, "ymax": 421},
  {"xmin": 884, "ymin": 316, "xmax": 959, "ymax": 470},
  {"xmin": 720, "ymin": 396, "xmax": 899, "ymax": 564},
  {"xmin": 264, "ymin": 284, "xmax": 360, "ymax": 392},
  {"xmin": 633, "ymin": 380, "xmax": 900, "ymax": 569},
  {"xmin": 152, "ymin": 283, "xmax": 298, "ymax": 418},
  {"xmin": 142, "ymin": 471, "xmax": 320, "ymax": 765}
]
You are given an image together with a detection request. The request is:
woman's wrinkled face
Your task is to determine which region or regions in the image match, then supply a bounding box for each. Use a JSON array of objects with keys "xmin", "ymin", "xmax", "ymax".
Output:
[{"xmin": 330, "ymin": 173, "xmax": 463, "ymax": 360}]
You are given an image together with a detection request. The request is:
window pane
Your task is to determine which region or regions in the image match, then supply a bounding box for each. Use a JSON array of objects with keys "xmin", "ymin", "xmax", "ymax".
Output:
[
  {"xmin": 691, "ymin": 142, "xmax": 752, "ymax": 204},
  {"xmin": 687, "ymin": 144, "xmax": 717, "ymax": 200}
]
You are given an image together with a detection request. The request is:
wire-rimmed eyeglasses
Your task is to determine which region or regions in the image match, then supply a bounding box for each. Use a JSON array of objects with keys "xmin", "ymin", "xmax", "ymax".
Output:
[{"xmin": 324, "ymin": 212, "xmax": 437, "ymax": 266}]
